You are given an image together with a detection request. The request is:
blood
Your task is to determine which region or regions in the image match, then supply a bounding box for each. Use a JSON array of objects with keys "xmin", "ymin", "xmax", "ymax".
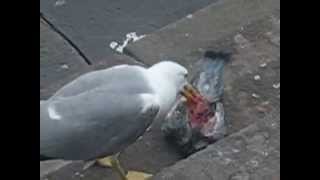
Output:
[{"xmin": 185, "ymin": 93, "xmax": 215, "ymax": 129}]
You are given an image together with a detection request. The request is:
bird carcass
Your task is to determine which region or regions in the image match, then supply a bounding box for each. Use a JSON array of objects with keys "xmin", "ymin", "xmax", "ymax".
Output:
[{"xmin": 161, "ymin": 51, "xmax": 230, "ymax": 156}]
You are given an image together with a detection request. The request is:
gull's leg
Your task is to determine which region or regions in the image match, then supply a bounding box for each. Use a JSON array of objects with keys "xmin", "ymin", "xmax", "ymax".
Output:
[
  {"xmin": 98, "ymin": 153, "xmax": 127, "ymax": 180},
  {"xmin": 97, "ymin": 153, "xmax": 153, "ymax": 180},
  {"xmin": 97, "ymin": 155, "xmax": 115, "ymax": 168},
  {"xmin": 126, "ymin": 170, "xmax": 153, "ymax": 180}
]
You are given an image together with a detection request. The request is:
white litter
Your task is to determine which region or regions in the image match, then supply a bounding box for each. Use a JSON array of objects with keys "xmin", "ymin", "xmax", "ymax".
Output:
[
  {"xmin": 109, "ymin": 32, "xmax": 146, "ymax": 53},
  {"xmin": 252, "ymin": 93, "xmax": 260, "ymax": 98},
  {"xmin": 109, "ymin": 41, "xmax": 118, "ymax": 49}
]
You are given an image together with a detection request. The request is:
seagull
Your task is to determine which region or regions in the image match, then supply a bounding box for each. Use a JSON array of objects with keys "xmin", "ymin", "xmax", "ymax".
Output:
[{"xmin": 40, "ymin": 61, "xmax": 197, "ymax": 180}]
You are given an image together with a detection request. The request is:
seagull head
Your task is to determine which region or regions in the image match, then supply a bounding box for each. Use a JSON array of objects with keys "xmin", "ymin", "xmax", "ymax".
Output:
[
  {"xmin": 148, "ymin": 61, "xmax": 202, "ymax": 101},
  {"xmin": 148, "ymin": 61, "xmax": 188, "ymax": 91}
]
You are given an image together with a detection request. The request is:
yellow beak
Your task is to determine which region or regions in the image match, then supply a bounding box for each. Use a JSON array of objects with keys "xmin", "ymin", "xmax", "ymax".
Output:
[{"xmin": 180, "ymin": 84, "xmax": 200, "ymax": 103}]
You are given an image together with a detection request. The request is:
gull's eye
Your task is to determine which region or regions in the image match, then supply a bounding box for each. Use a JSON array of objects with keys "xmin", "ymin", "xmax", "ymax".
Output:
[{"xmin": 184, "ymin": 73, "xmax": 188, "ymax": 78}]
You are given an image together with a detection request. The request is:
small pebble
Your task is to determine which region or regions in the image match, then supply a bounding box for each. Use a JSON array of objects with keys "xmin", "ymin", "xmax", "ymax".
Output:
[
  {"xmin": 251, "ymin": 160, "xmax": 259, "ymax": 167},
  {"xmin": 232, "ymin": 149, "xmax": 240, "ymax": 153},
  {"xmin": 54, "ymin": 0, "xmax": 66, "ymax": 7},
  {"xmin": 273, "ymin": 83, "xmax": 280, "ymax": 89},
  {"xmin": 146, "ymin": 126, "xmax": 152, "ymax": 132},
  {"xmin": 224, "ymin": 158, "xmax": 233, "ymax": 165},
  {"xmin": 262, "ymin": 101, "xmax": 270, "ymax": 106},
  {"xmin": 61, "ymin": 64, "xmax": 69, "ymax": 70},
  {"xmin": 198, "ymin": 48, "xmax": 204, "ymax": 52},
  {"xmin": 256, "ymin": 106, "xmax": 267, "ymax": 113},
  {"xmin": 234, "ymin": 34, "xmax": 250, "ymax": 48},
  {"xmin": 252, "ymin": 93, "xmax": 260, "ymax": 98},
  {"xmin": 75, "ymin": 172, "xmax": 80, "ymax": 176},
  {"xmin": 254, "ymin": 75, "xmax": 261, "ymax": 81},
  {"xmin": 185, "ymin": 33, "xmax": 190, "ymax": 37},
  {"xmin": 186, "ymin": 14, "xmax": 193, "ymax": 19},
  {"xmin": 230, "ymin": 173, "xmax": 250, "ymax": 180},
  {"xmin": 259, "ymin": 63, "xmax": 267, "ymax": 68},
  {"xmin": 82, "ymin": 161, "xmax": 95, "ymax": 170},
  {"xmin": 265, "ymin": 31, "xmax": 273, "ymax": 36},
  {"xmin": 262, "ymin": 151, "xmax": 269, "ymax": 156},
  {"xmin": 248, "ymin": 159, "xmax": 259, "ymax": 168}
]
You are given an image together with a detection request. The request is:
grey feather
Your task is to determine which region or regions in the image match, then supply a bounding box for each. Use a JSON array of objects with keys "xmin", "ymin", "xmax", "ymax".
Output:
[
  {"xmin": 40, "ymin": 65, "xmax": 160, "ymax": 161},
  {"xmin": 192, "ymin": 51, "xmax": 229, "ymax": 102},
  {"xmin": 41, "ymin": 89, "xmax": 159, "ymax": 160},
  {"xmin": 51, "ymin": 65, "xmax": 153, "ymax": 100},
  {"xmin": 161, "ymin": 51, "xmax": 228, "ymax": 156}
]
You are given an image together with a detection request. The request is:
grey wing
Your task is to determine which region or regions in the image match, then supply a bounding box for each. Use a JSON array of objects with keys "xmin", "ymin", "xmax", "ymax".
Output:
[
  {"xmin": 50, "ymin": 65, "xmax": 150, "ymax": 100},
  {"xmin": 40, "ymin": 87, "xmax": 159, "ymax": 161}
]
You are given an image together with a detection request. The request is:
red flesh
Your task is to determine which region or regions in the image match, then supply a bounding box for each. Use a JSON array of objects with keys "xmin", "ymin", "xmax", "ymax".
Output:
[{"xmin": 185, "ymin": 92, "xmax": 215, "ymax": 129}]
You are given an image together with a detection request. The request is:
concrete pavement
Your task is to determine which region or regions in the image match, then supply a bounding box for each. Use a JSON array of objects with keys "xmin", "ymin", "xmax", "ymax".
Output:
[
  {"xmin": 124, "ymin": 0, "xmax": 280, "ymax": 65},
  {"xmin": 40, "ymin": 17, "xmax": 141, "ymax": 99},
  {"xmin": 40, "ymin": 0, "xmax": 217, "ymax": 64},
  {"xmin": 40, "ymin": 18, "xmax": 89, "ymax": 99},
  {"xmin": 40, "ymin": 0, "xmax": 280, "ymax": 179},
  {"xmin": 153, "ymin": 107, "xmax": 280, "ymax": 180}
]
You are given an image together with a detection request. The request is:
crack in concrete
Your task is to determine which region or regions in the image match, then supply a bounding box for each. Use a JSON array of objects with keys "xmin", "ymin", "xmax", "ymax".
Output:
[
  {"xmin": 40, "ymin": 12, "xmax": 92, "ymax": 65},
  {"xmin": 40, "ymin": 12, "xmax": 147, "ymax": 67}
]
